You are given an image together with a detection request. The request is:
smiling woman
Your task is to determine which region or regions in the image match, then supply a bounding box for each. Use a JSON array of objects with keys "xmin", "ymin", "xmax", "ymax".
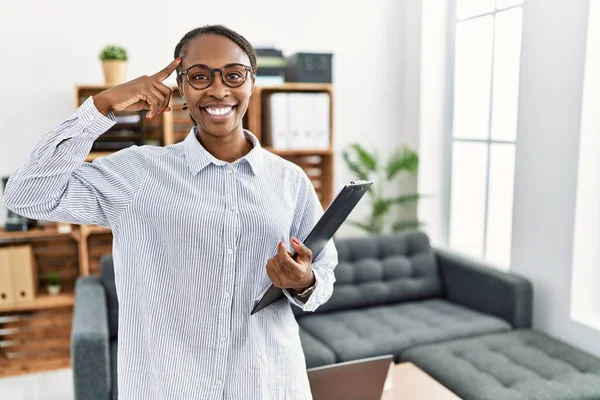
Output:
[
  {"xmin": 2, "ymin": 24, "xmax": 338, "ymax": 400},
  {"xmin": 173, "ymin": 27, "xmax": 257, "ymax": 160}
]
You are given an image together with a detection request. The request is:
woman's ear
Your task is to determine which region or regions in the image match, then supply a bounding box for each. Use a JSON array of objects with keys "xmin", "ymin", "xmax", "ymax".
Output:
[{"xmin": 250, "ymin": 73, "xmax": 256, "ymax": 95}]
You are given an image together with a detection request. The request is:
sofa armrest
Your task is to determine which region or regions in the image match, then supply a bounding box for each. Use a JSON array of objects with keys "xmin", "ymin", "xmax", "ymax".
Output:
[
  {"xmin": 435, "ymin": 248, "xmax": 533, "ymax": 329},
  {"xmin": 71, "ymin": 276, "xmax": 111, "ymax": 400}
]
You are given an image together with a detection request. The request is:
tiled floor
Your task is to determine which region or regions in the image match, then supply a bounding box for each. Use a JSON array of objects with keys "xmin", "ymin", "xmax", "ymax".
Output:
[{"xmin": 0, "ymin": 368, "xmax": 74, "ymax": 400}]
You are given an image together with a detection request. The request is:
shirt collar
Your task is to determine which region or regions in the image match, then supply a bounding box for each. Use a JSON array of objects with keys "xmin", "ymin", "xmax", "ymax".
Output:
[{"xmin": 183, "ymin": 127, "xmax": 263, "ymax": 175}]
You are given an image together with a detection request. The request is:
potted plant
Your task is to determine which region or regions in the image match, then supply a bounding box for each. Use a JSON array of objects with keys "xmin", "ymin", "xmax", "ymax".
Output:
[
  {"xmin": 99, "ymin": 45, "xmax": 128, "ymax": 85},
  {"xmin": 47, "ymin": 271, "xmax": 61, "ymax": 296},
  {"xmin": 342, "ymin": 143, "xmax": 426, "ymax": 235}
]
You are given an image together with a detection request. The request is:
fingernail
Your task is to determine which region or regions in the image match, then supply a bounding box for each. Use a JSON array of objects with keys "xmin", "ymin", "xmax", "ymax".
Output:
[{"xmin": 291, "ymin": 237, "xmax": 299, "ymax": 243}]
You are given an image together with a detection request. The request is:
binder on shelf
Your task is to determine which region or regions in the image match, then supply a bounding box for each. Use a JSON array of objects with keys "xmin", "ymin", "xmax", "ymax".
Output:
[
  {"xmin": 313, "ymin": 92, "xmax": 331, "ymax": 149},
  {"xmin": 9, "ymin": 245, "xmax": 37, "ymax": 303},
  {"xmin": 0, "ymin": 248, "xmax": 15, "ymax": 307},
  {"xmin": 265, "ymin": 92, "xmax": 331, "ymax": 150},
  {"xmin": 265, "ymin": 93, "xmax": 291, "ymax": 150}
]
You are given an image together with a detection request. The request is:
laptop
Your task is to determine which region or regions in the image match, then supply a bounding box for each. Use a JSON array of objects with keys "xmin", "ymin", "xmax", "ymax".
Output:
[{"xmin": 307, "ymin": 354, "xmax": 394, "ymax": 400}]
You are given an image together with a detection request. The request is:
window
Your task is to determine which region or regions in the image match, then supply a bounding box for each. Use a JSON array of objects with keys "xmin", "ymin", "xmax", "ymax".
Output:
[{"xmin": 447, "ymin": 0, "xmax": 524, "ymax": 268}]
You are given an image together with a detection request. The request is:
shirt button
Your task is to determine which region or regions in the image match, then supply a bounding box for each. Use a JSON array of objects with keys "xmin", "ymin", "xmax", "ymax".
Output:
[
  {"xmin": 89, "ymin": 116, "xmax": 95, "ymax": 122},
  {"xmin": 227, "ymin": 248, "xmax": 233, "ymax": 255},
  {"xmin": 227, "ymin": 168, "xmax": 233, "ymax": 175},
  {"xmin": 217, "ymin": 379, "xmax": 222, "ymax": 385},
  {"xmin": 221, "ymin": 336, "xmax": 227, "ymax": 343},
  {"xmin": 224, "ymin": 292, "xmax": 230, "ymax": 297}
]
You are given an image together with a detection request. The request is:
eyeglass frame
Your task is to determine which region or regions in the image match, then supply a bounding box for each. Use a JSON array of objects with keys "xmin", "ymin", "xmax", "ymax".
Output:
[{"xmin": 177, "ymin": 63, "xmax": 254, "ymax": 89}]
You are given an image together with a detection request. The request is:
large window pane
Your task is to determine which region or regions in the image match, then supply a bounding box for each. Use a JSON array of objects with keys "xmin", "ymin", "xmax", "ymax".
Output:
[
  {"xmin": 484, "ymin": 144, "xmax": 516, "ymax": 267},
  {"xmin": 453, "ymin": 16, "xmax": 494, "ymax": 140},
  {"xmin": 449, "ymin": 142, "xmax": 489, "ymax": 258},
  {"xmin": 491, "ymin": 8, "xmax": 523, "ymax": 141},
  {"xmin": 496, "ymin": 0, "xmax": 523, "ymax": 10},
  {"xmin": 457, "ymin": 0, "xmax": 495, "ymax": 20}
]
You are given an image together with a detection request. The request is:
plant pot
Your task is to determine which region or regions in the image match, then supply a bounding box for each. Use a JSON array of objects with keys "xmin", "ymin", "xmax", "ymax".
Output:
[
  {"xmin": 102, "ymin": 60, "xmax": 127, "ymax": 85},
  {"xmin": 47, "ymin": 285, "xmax": 61, "ymax": 296}
]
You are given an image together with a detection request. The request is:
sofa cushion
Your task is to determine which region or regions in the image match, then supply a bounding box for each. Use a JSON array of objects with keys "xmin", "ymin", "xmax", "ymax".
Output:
[
  {"xmin": 402, "ymin": 330, "xmax": 600, "ymax": 400},
  {"xmin": 298, "ymin": 299, "xmax": 510, "ymax": 363},
  {"xmin": 297, "ymin": 231, "xmax": 442, "ymax": 316},
  {"xmin": 110, "ymin": 339, "xmax": 118, "ymax": 400},
  {"xmin": 101, "ymin": 254, "xmax": 119, "ymax": 340},
  {"xmin": 299, "ymin": 328, "xmax": 337, "ymax": 368}
]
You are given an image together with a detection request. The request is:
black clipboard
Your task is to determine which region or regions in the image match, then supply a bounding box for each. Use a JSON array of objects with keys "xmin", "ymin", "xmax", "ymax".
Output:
[{"xmin": 251, "ymin": 180, "xmax": 373, "ymax": 315}]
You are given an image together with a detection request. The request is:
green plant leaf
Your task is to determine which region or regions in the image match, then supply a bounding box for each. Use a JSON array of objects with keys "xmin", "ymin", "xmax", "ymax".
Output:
[
  {"xmin": 99, "ymin": 45, "xmax": 128, "ymax": 61},
  {"xmin": 386, "ymin": 146, "xmax": 419, "ymax": 180},
  {"xmin": 392, "ymin": 220, "xmax": 425, "ymax": 232},
  {"xmin": 373, "ymin": 198, "xmax": 392, "ymax": 217},
  {"xmin": 48, "ymin": 271, "xmax": 60, "ymax": 285},
  {"xmin": 391, "ymin": 193, "xmax": 425, "ymax": 205},
  {"xmin": 342, "ymin": 144, "xmax": 377, "ymax": 181},
  {"xmin": 350, "ymin": 143, "xmax": 378, "ymax": 172},
  {"xmin": 346, "ymin": 220, "xmax": 377, "ymax": 234},
  {"xmin": 342, "ymin": 148, "xmax": 370, "ymax": 181}
]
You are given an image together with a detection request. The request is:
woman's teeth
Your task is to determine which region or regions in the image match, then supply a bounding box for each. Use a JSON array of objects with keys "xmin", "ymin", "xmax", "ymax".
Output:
[{"xmin": 205, "ymin": 106, "xmax": 233, "ymax": 116}]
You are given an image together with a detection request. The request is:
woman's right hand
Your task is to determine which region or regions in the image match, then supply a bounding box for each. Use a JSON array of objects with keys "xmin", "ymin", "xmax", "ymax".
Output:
[{"xmin": 93, "ymin": 57, "xmax": 182, "ymax": 119}]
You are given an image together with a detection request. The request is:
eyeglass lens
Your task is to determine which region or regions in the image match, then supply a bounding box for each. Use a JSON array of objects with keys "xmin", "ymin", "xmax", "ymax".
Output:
[{"xmin": 185, "ymin": 64, "xmax": 248, "ymax": 89}]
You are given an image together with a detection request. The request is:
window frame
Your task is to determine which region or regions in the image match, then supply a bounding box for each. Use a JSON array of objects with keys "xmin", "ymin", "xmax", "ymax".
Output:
[{"xmin": 444, "ymin": 0, "xmax": 524, "ymax": 266}]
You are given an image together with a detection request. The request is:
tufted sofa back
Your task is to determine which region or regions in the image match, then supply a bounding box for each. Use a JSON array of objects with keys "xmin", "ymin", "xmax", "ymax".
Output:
[
  {"xmin": 100, "ymin": 254, "xmax": 119, "ymax": 340},
  {"xmin": 296, "ymin": 230, "xmax": 442, "ymax": 316}
]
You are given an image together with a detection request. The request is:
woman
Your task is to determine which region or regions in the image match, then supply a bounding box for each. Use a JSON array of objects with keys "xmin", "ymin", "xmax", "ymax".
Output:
[{"xmin": 3, "ymin": 25, "xmax": 337, "ymax": 400}]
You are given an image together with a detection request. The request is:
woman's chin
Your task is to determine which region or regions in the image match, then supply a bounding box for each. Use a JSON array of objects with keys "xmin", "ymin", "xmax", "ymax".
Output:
[{"xmin": 197, "ymin": 120, "xmax": 242, "ymax": 138}]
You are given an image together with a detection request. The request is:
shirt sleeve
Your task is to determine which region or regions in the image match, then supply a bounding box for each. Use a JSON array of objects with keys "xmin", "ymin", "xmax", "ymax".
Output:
[
  {"xmin": 2, "ymin": 96, "xmax": 148, "ymax": 228},
  {"xmin": 283, "ymin": 170, "xmax": 338, "ymax": 312}
]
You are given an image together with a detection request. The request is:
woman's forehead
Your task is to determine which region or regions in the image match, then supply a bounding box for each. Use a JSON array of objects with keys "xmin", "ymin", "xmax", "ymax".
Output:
[{"xmin": 183, "ymin": 34, "xmax": 250, "ymax": 67}]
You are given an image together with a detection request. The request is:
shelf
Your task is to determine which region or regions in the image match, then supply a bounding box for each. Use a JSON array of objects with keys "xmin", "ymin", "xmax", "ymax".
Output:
[
  {"xmin": 0, "ymin": 354, "xmax": 71, "ymax": 378},
  {"xmin": 256, "ymin": 82, "xmax": 332, "ymax": 92},
  {"xmin": 76, "ymin": 84, "xmax": 179, "ymax": 91},
  {"xmin": 0, "ymin": 225, "xmax": 74, "ymax": 244},
  {"xmin": 80, "ymin": 225, "xmax": 111, "ymax": 238},
  {"xmin": 0, "ymin": 293, "xmax": 74, "ymax": 313},
  {"xmin": 265, "ymin": 148, "xmax": 333, "ymax": 157}
]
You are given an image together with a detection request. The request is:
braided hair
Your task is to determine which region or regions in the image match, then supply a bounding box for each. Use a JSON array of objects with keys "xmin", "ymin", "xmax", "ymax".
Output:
[{"xmin": 173, "ymin": 24, "xmax": 257, "ymax": 78}]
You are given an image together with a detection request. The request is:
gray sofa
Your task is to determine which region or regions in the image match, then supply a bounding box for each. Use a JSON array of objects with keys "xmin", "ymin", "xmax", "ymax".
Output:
[
  {"xmin": 71, "ymin": 231, "xmax": 600, "ymax": 400},
  {"xmin": 294, "ymin": 232, "xmax": 532, "ymax": 368}
]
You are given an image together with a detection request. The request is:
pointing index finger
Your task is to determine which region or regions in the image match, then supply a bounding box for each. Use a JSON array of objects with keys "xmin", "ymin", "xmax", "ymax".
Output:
[{"xmin": 152, "ymin": 57, "xmax": 182, "ymax": 82}]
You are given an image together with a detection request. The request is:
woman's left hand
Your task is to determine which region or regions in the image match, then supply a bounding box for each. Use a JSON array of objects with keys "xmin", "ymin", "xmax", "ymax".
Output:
[{"xmin": 266, "ymin": 237, "xmax": 315, "ymax": 291}]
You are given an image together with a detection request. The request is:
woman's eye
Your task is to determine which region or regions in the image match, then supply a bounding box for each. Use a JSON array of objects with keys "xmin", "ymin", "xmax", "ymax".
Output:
[
  {"xmin": 192, "ymin": 74, "xmax": 208, "ymax": 80},
  {"xmin": 227, "ymin": 73, "xmax": 242, "ymax": 80}
]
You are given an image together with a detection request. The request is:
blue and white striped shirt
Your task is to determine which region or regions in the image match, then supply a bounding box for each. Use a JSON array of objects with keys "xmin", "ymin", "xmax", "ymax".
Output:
[{"xmin": 3, "ymin": 96, "xmax": 338, "ymax": 400}]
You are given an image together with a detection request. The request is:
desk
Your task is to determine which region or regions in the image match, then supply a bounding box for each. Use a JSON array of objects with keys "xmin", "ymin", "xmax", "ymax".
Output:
[{"xmin": 381, "ymin": 362, "xmax": 461, "ymax": 400}]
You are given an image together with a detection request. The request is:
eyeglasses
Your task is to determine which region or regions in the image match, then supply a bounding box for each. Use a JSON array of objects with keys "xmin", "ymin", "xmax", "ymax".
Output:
[{"xmin": 178, "ymin": 63, "xmax": 253, "ymax": 90}]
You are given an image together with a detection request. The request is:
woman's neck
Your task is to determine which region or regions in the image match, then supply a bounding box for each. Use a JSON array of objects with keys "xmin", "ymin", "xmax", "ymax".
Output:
[{"xmin": 195, "ymin": 127, "xmax": 253, "ymax": 163}]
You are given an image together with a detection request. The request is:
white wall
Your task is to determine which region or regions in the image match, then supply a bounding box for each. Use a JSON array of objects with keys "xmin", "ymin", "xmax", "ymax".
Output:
[
  {"xmin": 571, "ymin": 0, "xmax": 600, "ymax": 332},
  {"xmin": 511, "ymin": 0, "xmax": 600, "ymax": 357},
  {"xmin": 417, "ymin": 0, "xmax": 452, "ymax": 247},
  {"xmin": 0, "ymin": 0, "xmax": 420, "ymax": 234}
]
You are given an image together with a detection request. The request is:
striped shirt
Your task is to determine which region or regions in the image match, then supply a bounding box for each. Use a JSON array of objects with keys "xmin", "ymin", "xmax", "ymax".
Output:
[{"xmin": 3, "ymin": 96, "xmax": 338, "ymax": 400}]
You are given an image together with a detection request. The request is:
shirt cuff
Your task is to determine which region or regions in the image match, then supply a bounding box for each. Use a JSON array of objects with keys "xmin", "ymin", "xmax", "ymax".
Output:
[
  {"xmin": 283, "ymin": 272, "xmax": 320, "ymax": 312},
  {"xmin": 77, "ymin": 96, "xmax": 117, "ymax": 136}
]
